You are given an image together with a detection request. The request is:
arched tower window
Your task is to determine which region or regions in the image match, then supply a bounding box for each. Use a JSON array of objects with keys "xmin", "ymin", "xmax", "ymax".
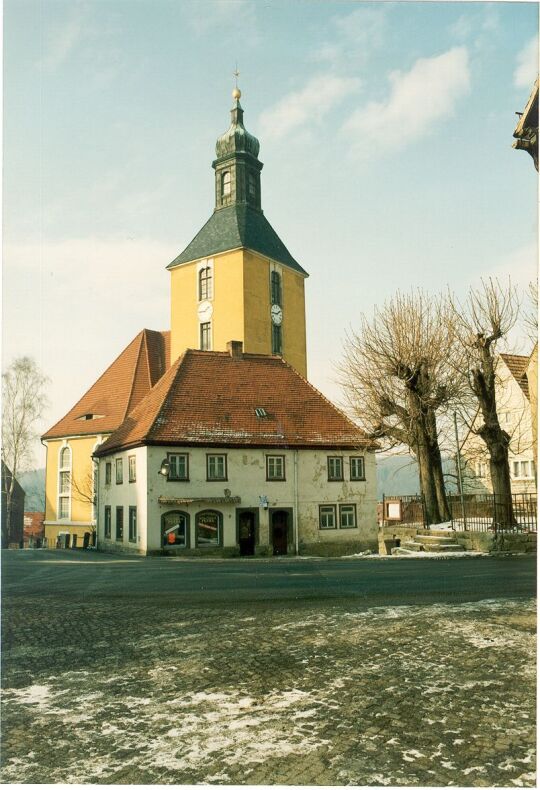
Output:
[
  {"xmin": 248, "ymin": 172, "xmax": 256, "ymax": 199},
  {"xmin": 221, "ymin": 171, "xmax": 231, "ymax": 197},
  {"xmin": 271, "ymin": 270, "xmax": 282, "ymax": 306},
  {"xmin": 58, "ymin": 445, "xmax": 72, "ymax": 520},
  {"xmin": 199, "ymin": 266, "xmax": 212, "ymax": 301}
]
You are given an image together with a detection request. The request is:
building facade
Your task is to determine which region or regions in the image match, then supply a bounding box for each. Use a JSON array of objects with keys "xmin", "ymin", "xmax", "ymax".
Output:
[
  {"xmin": 462, "ymin": 353, "xmax": 536, "ymax": 495},
  {"xmin": 94, "ymin": 347, "xmax": 378, "ymax": 556},
  {"xmin": 43, "ymin": 87, "xmax": 378, "ymax": 555}
]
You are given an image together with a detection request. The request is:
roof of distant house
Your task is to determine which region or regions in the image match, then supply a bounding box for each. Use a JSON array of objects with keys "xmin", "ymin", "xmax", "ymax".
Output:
[
  {"xmin": 42, "ymin": 329, "xmax": 170, "ymax": 440},
  {"xmin": 95, "ymin": 347, "xmax": 375, "ymax": 456},
  {"xmin": 500, "ymin": 353, "xmax": 530, "ymax": 399}
]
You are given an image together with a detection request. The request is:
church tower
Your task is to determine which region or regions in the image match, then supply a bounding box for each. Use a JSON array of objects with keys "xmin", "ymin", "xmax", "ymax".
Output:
[{"xmin": 168, "ymin": 87, "xmax": 308, "ymax": 377}]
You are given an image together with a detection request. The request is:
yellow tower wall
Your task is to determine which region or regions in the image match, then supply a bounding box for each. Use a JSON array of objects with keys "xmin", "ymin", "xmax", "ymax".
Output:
[{"xmin": 170, "ymin": 248, "xmax": 307, "ymax": 376}]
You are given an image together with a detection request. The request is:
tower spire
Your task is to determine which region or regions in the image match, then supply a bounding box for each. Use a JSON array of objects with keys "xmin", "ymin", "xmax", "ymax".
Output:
[{"xmin": 213, "ymin": 81, "xmax": 263, "ymax": 212}]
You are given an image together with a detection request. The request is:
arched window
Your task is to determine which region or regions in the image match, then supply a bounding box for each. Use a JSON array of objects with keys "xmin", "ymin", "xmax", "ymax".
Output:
[
  {"xmin": 248, "ymin": 172, "xmax": 256, "ymax": 199},
  {"xmin": 221, "ymin": 171, "xmax": 231, "ymax": 197},
  {"xmin": 195, "ymin": 510, "xmax": 222, "ymax": 548},
  {"xmin": 162, "ymin": 511, "xmax": 190, "ymax": 548},
  {"xmin": 58, "ymin": 445, "xmax": 72, "ymax": 520},
  {"xmin": 271, "ymin": 270, "xmax": 282, "ymax": 306},
  {"xmin": 199, "ymin": 266, "xmax": 212, "ymax": 301}
]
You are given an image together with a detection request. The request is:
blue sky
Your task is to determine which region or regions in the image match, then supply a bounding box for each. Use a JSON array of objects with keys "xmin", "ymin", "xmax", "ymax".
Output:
[{"xmin": 3, "ymin": 0, "xmax": 538, "ymax": 466}]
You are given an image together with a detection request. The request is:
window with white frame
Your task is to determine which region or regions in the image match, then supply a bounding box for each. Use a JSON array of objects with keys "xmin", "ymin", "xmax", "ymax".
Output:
[
  {"xmin": 115, "ymin": 458, "xmax": 123, "ymax": 484},
  {"xmin": 350, "ymin": 456, "xmax": 365, "ymax": 481},
  {"xmin": 128, "ymin": 507, "xmax": 137, "ymax": 542},
  {"xmin": 327, "ymin": 456, "xmax": 344, "ymax": 481},
  {"xmin": 116, "ymin": 506, "xmax": 124, "ymax": 541},
  {"xmin": 339, "ymin": 504, "xmax": 357, "ymax": 529},
  {"xmin": 168, "ymin": 453, "xmax": 189, "ymax": 481},
  {"xmin": 512, "ymin": 460, "xmax": 534, "ymax": 479},
  {"xmin": 319, "ymin": 505, "xmax": 337, "ymax": 529},
  {"xmin": 128, "ymin": 455, "xmax": 136, "ymax": 483},
  {"xmin": 271, "ymin": 270, "xmax": 282, "ymax": 306},
  {"xmin": 207, "ymin": 454, "xmax": 227, "ymax": 481},
  {"xmin": 58, "ymin": 445, "xmax": 71, "ymax": 520},
  {"xmin": 221, "ymin": 171, "xmax": 231, "ymax": 197},
  {"xmin": 104, "ymin": 506, "xmax": 111, "ymax": 538},
  {"xmin": 266, "ymin": 455, "xmax": 285, "ymax": 481},
  {"xmin": 199, "ymin": 266, "xmax": 213, "ymax": 301},
  {"xmin": 162, "ymin": 511, "xmax": 189, "ymax": 547},
  {"xmin": 200, "ymin": 322, "xmax": 211, "ymax": 351},
  {"xmin": 105, "ymin": 462, "xmax": 112, "ymax": 486},
  {"xmin": 475, "ymin": 461, "xmax": 488, "ymax": 478}
]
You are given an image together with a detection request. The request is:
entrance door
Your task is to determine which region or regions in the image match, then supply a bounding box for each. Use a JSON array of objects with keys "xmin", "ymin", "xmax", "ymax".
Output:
[
  {"xmin": 271, "ymin": 510, "xmax": 289, "ymax": 556},
  {"xmin": 238, "ymin": 512, "xmax": 255, "ymax": 556}
]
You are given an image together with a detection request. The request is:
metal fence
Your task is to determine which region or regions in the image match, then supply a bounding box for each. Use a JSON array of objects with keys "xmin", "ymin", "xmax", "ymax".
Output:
[
  {"xmin": 381, "ymin": 492, "xmax": 537, "ymax": 533},
  {"xmin": 449, "ymin": 493, "xmax": 537, "ymax": 533}
]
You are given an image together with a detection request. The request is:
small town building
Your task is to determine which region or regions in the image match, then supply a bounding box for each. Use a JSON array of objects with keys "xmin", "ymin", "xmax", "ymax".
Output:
[
  {"xmin": 94, "ymin": 344, "xmax": 377, "ymax": 556},
  {"xmin": 513, "ymin": 77, "xmax": 538, "ymax": 171},
  {"xmin": 462, "ymin": 352, "xmax": 536, "ymax": 494},
  {"xmin": 23, "ymin": 512, "xmax": 45, "ymax": 548},
  {"xmin": 42, "ymin": 86, "xmax": 378, "ymax": 555},
  {"xmin": 41, "ymin": 329, "xmax": 169, "ymax": 549},
  {"xmin": 1, "ymin": 461, "xmax": 25, "ymax": 548}
]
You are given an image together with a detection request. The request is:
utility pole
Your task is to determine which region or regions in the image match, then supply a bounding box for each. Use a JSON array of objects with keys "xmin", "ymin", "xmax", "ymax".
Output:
[{"xmin": 454, "ymin": 411, "xmax": 466, "ymax": 530}]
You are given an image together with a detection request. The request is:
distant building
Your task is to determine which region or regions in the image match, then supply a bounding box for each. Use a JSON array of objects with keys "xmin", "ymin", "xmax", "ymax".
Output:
[
  {"xmin": 23, "ymin": 512, "xmax": 45, "ymax": 547},
  {"xmin": 1, "ymin": 461, "xmax": 25, "ymax": 547},
  {"xmin": 513, "ymin": 78, "xmax": 539, "ymax": 170},
  {"xmin": 461, "ymin": 353, "xmax": 536, "ymax": 494}
]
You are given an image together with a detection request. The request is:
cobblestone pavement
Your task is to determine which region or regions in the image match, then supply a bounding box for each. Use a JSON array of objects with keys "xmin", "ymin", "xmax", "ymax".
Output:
[{"xmin": 1, "ymin": 558, "xmax": 536, "ymax": 786}]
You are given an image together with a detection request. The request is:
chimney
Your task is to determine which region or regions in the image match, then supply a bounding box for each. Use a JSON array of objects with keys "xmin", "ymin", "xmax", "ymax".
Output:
[{"xmin": 227, "ymin": 340, "xmax": 243, "ymax": 359}]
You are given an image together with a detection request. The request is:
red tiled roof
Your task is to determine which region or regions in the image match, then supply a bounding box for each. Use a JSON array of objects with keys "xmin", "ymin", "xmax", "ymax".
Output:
[
  {"xmin": 95, "ymin": 349, "xmax": 375, "ymax": 455},
  {"xmin": 500, "ymin": 353, "xmax": 530, "ymax": 399},
  {"xmin": 42, "ymin": 330, "xmax": 170, "ymax": 440}
]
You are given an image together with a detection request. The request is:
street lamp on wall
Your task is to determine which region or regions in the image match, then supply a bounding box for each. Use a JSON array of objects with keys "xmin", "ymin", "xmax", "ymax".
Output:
[{"xmin": 158, "ymin": 459, "xmax": 170, "ymax": 477}]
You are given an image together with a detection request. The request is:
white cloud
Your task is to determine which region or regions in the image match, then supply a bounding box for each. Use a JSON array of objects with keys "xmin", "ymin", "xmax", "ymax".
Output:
[
  {"xmin": 258, "ymin": 75, "xmax": 361, "ymax": 143},
  {"xmin": 514, "ymin": 37, "xmax": 539, "ymax": 89},
  {"xmin": 342, "ymin": 47, "xmax": 470, "ymax": 159},
  {"xmin": 312, "ymin": 5, "xmax": 387, "ymax": 65},
  {"xmin": 43, "ymin": 8, "xmax": 86, "ymax": 72},
  {"xmin": 2, "ymin": 237, "xmax": 174, "ymax": 454},
  {"xmin": 187, "ymin": 0, "xmax": 256, "ymax": 36}
]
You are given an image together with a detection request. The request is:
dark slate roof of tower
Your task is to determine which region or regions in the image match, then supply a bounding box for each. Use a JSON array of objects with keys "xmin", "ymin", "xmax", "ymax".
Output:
[{"xmin": 167, "ymin": 204, "xmax": 308, "ymax": 275}]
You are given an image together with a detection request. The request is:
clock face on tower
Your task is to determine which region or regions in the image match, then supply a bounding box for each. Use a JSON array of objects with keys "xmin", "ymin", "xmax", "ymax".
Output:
[
  {"xmin": 197, "ymin": 301, "xmax": 213, "ymax": 322},
  {"xmin": 271, "ymin": 304, "xmax": 283, "ymax": 326}
]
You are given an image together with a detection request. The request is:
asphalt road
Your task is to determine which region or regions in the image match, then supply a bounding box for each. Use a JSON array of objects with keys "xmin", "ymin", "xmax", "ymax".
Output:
[
  {"xmin": 2, "ymin": 549, "xmax": 536, "ymax": 606},
  {"xmin": 1, "ymin": 550, "xmax": 536, "ymax": 785}
]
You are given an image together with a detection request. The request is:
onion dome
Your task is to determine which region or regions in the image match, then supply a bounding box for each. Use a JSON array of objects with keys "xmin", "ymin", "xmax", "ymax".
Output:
[{"xmin": 215, "ymin": 88, "xmax": 260, "ymax": 160}]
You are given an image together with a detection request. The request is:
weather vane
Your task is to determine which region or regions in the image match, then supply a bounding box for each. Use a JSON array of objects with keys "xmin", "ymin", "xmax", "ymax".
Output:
[
  {"xmin": 232, "ymin": 64, "xmax": 241, "ymax": 100},
  {"xmin": 234, "ymin": 65, "xmax": 240, "ymax": 88}
]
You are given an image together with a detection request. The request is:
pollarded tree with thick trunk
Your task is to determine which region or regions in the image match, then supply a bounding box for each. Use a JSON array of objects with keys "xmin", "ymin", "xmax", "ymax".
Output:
[
  {"xmin": 449, "ymin": 278, "xmax": 520, "ymax": 527},
  {"xmin": 341, "ymin": 291, "xmax": 465, "ymax": 526}
]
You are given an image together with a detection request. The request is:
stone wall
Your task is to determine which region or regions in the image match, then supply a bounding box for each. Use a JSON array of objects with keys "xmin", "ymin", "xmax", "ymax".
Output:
[{"xmin": 378, "ymin": 525, "xmax": 537, "ymax": 554}]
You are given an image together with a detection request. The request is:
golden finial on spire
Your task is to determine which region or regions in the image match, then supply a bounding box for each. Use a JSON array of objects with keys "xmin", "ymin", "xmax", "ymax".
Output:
[{"xmin": 232, "ymin": 65, "xmax": 241, "ymax": 100}]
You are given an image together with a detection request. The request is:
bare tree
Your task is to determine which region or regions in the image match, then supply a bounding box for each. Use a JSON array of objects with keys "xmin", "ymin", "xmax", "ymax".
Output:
[
  {"xmin": 2, "ymin": 357, "xmax": 48, "ymax": 548},
  {"xmin": 523, "ymin": 279, "xmax": 538, "ymax": 344},
  {"xmin": 70, "ymin": 468, "xmax": 98, "ymax": 540},
  {"xmin": 341, "ymin": 291, "xmax": 464, "ymax": 525},
  {"xmin": 449, "ymin": 278, "xmax": 520, "ymax": 526}
]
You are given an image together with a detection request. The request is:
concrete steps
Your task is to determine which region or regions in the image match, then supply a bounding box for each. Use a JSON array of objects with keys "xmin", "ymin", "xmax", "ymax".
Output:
[{"xmin": 392, "ymin": 532, "xmax": 464, "ymax": 555}]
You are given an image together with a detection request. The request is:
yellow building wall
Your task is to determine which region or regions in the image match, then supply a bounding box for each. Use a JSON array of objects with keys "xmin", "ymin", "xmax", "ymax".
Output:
[
  {"xmin": 243, "ymin": 250, "xmax": 271, "ymax": 355},
  {"xmin": 281, "ymin": 265, "xmax": 307, "ymax": 378},
  {"xmin": 44, "ymin": 434, "xmax": 104, "ymax": 546},
  {"xmin": 170, "ymin": 260, "xmax": 200, "ymax": 363},
  {"xmin": 170, "ymin": 251, "xmax": 245, "ymax": 363},
  {"xmin": 213, "ymin": 250, "xmax": 245, "ymax": 351},
  {"xmin": 170, "ymin": 248, "xmax": 307, "ymax": 376}
]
